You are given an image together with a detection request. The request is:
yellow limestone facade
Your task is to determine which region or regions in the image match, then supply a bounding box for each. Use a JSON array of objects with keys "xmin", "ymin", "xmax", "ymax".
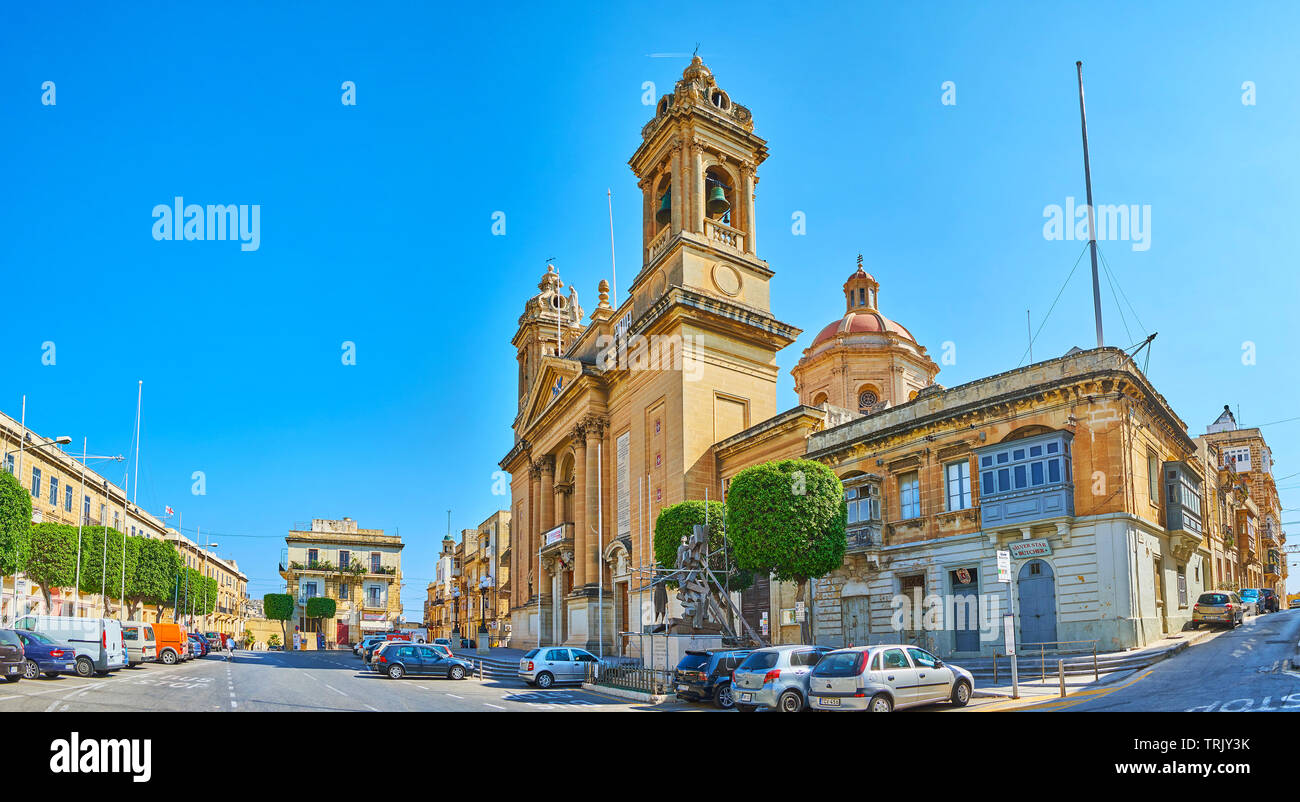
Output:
[{"xmin": 501, "ymin": 57, "xmax": 800, "ymax": 651}]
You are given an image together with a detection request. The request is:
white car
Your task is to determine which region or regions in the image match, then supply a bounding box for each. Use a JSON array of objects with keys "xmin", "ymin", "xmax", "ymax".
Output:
[{"xmin": 808, "ymin": 644, "xmax": 974, "ymax": 712}]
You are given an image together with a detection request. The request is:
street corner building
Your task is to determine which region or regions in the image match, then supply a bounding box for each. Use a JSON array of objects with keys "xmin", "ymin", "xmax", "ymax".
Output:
[
  {"xmin": 279, "ymin": 518, "xmax": 403, "ymax": 647},
  {"xmin": 497, "ymin": 57, "xmax": 1284, "ymax": 661}
]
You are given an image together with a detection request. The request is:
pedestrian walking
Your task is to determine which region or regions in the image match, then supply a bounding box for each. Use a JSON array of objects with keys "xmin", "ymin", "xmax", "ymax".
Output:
[{"xmin": 224, "ymin": 634, "xmax": 234, "ymax": 662}]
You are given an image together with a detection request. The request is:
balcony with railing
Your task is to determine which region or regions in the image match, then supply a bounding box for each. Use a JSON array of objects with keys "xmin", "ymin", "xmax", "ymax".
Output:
[
  {"xmin": 703, "ymin": 218, "xmax": 745, "ymax": 253},
  {"xmin": 647, "ymin": 225, "xmax": 673, "ymax": 263},
  {"xmin": 846, "ymin": 524, "xmax": 882, "ymax": 553},
  {"xmin": 539, "ymin": 522, "xmax": 574, "ymax": 557}
]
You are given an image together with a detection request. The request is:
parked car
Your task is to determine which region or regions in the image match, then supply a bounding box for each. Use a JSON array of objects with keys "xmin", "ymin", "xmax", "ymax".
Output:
[
  {"xmin": 673, "ymin": 649, "xmax": 752, "ymax": 709},
  {"xmin": 15, "ymin": 616, "xmax": 126, "ymax": 677},
  {"xmin": 373, "ymin": 643, "xmax": 473, "ymax": 680},
  {"xmin": 1291, "ymin": 598, "xmax": 1300, "ymax": 610},
  {"xmin": 518, "ymin": 647, "xmax": 602, "ymax": 689},
  {"xmin": 807, "ymin": 644, "xmax": 974, "ymax": 712},
  {"xmin": 187, "ymin": 633, "xmax": 210, "ymax": 658},
  {"xmin": 732, "ymin": 645, "xmax": 833, "ymax": 712},
  {"xmin": 0, "ymin": 629, "xmax": 25, "ymax": 682},
  {"xmin": 432, "ymin": 637, "xmax": 453, "ymax": 651},
  {"xmin": 1260, "ymin": 589, "xmax": 1281, "ymax": 613},
  {"xmin": 1191, "ymin": 591, "xmax": 1246, "ymax": 629},
  {"xmin": 204, "ymin": 631, "xmax": 227, "ymax": 648},
  {"xmin": 362, "ymin": 639, "xmax": 391, "ymax": 666},
  {"xmin": 151, "ymin": 623, "xmax": 189, "ymax": 664},
  {"xmin": 14, "ymin": 630, "xmax": 78, "ymax": 679},
  {"xmin": 1238, "ymin": 588, "xmax": 1263, "ymax": 616},
  {"xmin": 122, "ymin": 623, "xmax": 157, "ymax": 667},
  {"xmin": 356, "ymin": 635, "xmax": 387, "ymax": 657}
]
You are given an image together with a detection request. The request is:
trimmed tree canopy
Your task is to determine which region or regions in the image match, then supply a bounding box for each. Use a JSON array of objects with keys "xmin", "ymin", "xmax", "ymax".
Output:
[
  {"xmin": 653, "ymin": 500, "xmax": 752, "ymax": 592},
  {"xmin": 725, "ymin": 459, "xmax": 846, "ymax": 584},
  {"xmin": 131, "ymin": 537, "xmax": 181, "ymax": 606},
  {"xmin": 0, "ymin": 470, "xmax": 33, "ymax": 575},
  {"xmin": 25, "ymin": 523, "xmax": 79, "ymax": 598},
  {"xmin": 77, "ymin": 526, "xmax": 139, "ymax": 597},
  {"xmin": 306, "ymin": 597, "xmax": 336, "ymax": 619},
  {"xmin": 263, "ymin": 593, "xmax": 295, "ymax": 622}
]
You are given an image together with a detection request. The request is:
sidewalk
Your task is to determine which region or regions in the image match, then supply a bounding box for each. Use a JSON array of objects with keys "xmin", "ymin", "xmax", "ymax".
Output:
[{"xmin": 968, "ymin": 619, "xmax": 1234, "ymax": 710}]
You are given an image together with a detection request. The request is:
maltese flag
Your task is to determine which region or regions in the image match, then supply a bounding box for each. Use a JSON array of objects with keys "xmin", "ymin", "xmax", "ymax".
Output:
[{"xmin": 164, "ymin": 506, "xmax": 175, "ymax": 516}]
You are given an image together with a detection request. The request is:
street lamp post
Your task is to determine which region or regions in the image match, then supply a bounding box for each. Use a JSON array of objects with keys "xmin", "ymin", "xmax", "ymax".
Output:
[
  {"xmin": 451, "ymin": 586, "xmax": 461, "ymax": 648},
  {"xmin": 70, "ymin": 443, "xmax": 125, "ymax": 618}
]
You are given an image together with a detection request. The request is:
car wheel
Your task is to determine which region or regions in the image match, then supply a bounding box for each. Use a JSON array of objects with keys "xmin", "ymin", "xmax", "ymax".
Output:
[
  {"xmin": 714, "ymin": 683, "xmax": 735, "ymax": 709},
  {"xmin": 388, "ymin": 664, "xmax": 405, "ymax": 679},
  {"xmin": 869, "ymin": 693, "xmax": 894, "ymax": 713},
  {"xmin": 951, "ymin": 680, "xmax": 972, "ymax": 707},
  {"xmin": 75, "ymin": 657, "xmax": 94, "ymax": 678},
  {"xmin": 734, "ymin": 703, "xmax": 758, "ymax": 713},
  {"xmin": 449, "ymin": 665, "xmax": 466, "ymax": 680},
  {"xmin": 777, "ymin": 689, "xmax": 804, "ymax": 713},
  {"xmin": 22, "ymin": 659, "xmax": 40, "ymax": 680},
  {"xmin": 535, "ymin": 671, "xmax": 555, "ymax": 689},
  {"xmin": 161, "ymin": 650, "xmax": 177, "ymax": 665}
]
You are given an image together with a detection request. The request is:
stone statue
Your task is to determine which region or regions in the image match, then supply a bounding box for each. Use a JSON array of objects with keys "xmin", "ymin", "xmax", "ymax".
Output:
[{"xmin": 653, "ymin": 574, "xmax": 668, "ymax": 623}]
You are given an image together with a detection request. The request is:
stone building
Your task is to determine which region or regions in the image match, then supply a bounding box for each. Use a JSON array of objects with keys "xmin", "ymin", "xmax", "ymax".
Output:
[
  {"xmin": 279, "ymin": 518, "xmax": 403, "ymax": 646},
  {"xmin": 498, "ymin": 55, "xmax": 1240, "ymax": 659},
  {"xmin": 501, "ymin": 56, "xmax": 800, "ymax": 652},
  {"xmin": 1195, "ymin": 406, "xmax": 1287, "ymax": 596}
]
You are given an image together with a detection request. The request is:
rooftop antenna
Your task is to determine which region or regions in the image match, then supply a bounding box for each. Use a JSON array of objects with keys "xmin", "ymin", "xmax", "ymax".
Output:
[{"xmin": 1076, "ymin": 61, "xmax": 1105, "ymax": 348}]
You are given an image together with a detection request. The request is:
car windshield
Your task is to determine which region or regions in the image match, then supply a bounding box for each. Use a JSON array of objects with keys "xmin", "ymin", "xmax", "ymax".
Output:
[
  {"xmin": 1240, "ymin": 590, "xmax": 1259, "ymax": 599},
  {"xmin": 737, "ymin": 651, "xmax": 780, "ymax": 671},
  {"xmin": 812, "ymin": 652, "xmax": 863, "ymax": 677},
  {"xmin": 676, "ymin": 653, "xmax": 709, "ymax": 671},
  {"xmin": 1197, "ymin": 593, "xmax": 1229, "ymax": 605},
  {"xmin": 0, "ymin": 630, "xmax": 20, "ymax": 647},
  {"xmin": 21, "ymin": 630, "xmax": 55, "ymax": 644}
]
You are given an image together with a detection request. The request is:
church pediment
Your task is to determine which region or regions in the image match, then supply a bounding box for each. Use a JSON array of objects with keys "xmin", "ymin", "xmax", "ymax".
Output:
[{"xmin": 519, "ymin": 356, "xmax": 585, "ymax": 433}]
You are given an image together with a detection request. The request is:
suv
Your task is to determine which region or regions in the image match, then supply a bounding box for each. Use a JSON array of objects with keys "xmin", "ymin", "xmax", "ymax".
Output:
[
  {"xmin": 732, "ymin": 645, "xmax": 832, "ymax": 712},
  {"xmin": 674, "ymin": 649, "xmax": 751, "ymax": 709},
  {"xmin": 0, "ymin": 629, "xmax": 24, "ymax": 682},
  {"xmin": 1260, "ymin": 589, "xmax": 1280, "ymax": 613}
]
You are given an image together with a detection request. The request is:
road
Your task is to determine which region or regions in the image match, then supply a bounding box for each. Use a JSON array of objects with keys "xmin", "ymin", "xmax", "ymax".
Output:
[
  {"xmin": 0, "ymin": 649, "xmax": 704, "ymax": 713},
  {"xmin": 1022, "ymin": 608, "xmax": 1300, "ymax": 711}
]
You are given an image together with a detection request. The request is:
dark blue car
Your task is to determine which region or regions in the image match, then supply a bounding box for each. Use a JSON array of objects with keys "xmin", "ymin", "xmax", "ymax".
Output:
[{"xmin": 14, "ymin": 630, "xmax": 78, "ymax": 679}]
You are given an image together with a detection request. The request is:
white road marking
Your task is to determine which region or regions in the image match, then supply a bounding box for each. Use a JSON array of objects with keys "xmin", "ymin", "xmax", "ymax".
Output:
[
  {"xmin": 363, "ymin": 704, "xmax": 378, "ymax": 711},
  {"xmin": 484, "ymin": 703, "xmax": 506, "ymax": 710},
  {"xmin": 323, "ymin": 683, "xmax": 347, "ymax": 697},
  {"xmin": 230, "ymin": 701, "xmax": 237, "ymax": 709},
  {"xmin": 446, "ymin": 693, "xmax": 463, "ymax": 699}
]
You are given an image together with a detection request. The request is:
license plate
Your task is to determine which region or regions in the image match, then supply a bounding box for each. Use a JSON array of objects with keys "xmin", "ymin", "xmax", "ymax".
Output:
[
  {"xmin": 678, "ymin": 684, "xmax": 689, "ymax": 691},
  {"xmin": 740, "ymin": 692, "xmax": 753, "ymax": 702},
  {"xmin": 64, "ymin": 664, "xmax": 74, "ymax": 669},
  {"xmin": 6, "ymin": 666, "xmax": 15, "ymax": 674},
  {"xmin": 818, "ymin": 696, "xmax": 840, "ymax": 707}
]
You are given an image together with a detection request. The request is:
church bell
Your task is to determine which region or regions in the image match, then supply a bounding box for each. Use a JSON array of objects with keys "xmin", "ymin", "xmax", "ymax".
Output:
[
  {"xmin": 655, "ymin": 189, "xmax": 671, "ymax": 226},
  {"xmin": 706, "ymin": 183, "xmax": 730, "ymax": 217}
]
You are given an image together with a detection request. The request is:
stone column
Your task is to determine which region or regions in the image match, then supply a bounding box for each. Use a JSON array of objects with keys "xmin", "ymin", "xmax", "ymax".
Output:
[
  {"xmin": 539, "ymin": 455, "xmax": 556, "ymax": 531},
  {"xmin": 691, "ymin": 139, "xmax": 704, "ymax": 234},
  {"xmin": 583, "ymin": 419, "xmax": 604, "ymax": 586},
  {"xmin": 670, "ymin": 143, "xmax": 683, "ymax": 233},
  {"xmin": 528, "ymin": 462, "xmax": 541, "ymax": 604},
  {"xmin": 572, "ymin": 426, "xmax": 589, "ymax": 589}
]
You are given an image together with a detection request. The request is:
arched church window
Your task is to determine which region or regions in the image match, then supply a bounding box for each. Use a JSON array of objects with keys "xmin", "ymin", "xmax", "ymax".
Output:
[{"xmin": 710, "ymin": 89, "xmax": 730, "ymax": 110}]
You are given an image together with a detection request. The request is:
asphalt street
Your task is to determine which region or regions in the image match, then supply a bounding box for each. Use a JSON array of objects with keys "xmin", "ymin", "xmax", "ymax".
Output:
[
  {"xmin": 1021, "ymin": 608, "xmax": 1300, "ymax": 711},
  {"xmin": 0, "ymin": 649, "xmax": 701, "ymax": 713}
]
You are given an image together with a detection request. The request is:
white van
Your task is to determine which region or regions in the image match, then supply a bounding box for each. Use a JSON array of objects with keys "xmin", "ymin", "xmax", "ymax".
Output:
[{"xmin": 15, "ymin": 615, "xmax": 127, "ymax": 677}]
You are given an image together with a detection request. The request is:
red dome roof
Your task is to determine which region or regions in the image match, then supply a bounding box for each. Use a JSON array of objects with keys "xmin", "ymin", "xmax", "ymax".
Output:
[{"xmin": 811, "ymin": 312, "xmax": 916, "ymax": 348}]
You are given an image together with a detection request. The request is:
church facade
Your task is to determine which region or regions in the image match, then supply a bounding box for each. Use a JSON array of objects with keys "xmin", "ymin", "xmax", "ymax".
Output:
[{"xmin": 502, "ymin": 57, "xmax": 1214, "ymax": 657}]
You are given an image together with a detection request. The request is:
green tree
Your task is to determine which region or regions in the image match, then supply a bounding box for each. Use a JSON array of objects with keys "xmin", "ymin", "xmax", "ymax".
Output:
[
  {"xmin": 242, "ymin": 629, "xmax": 255, "ymax": 648},
  {"xmin": 25, "ymin": 522, "xmax": 79, "ymax": 612},
  {"xmin": 0, "ymin": 470, "xmax": 33, "ymax": 579},
  {"xmin": 267, "ymin": 632, "xmax": 282, "ymax": 649},
  {"xmin": 176, "ymin": 567, "xmax": 217, "ymax": 620},
  {"xmin": 77, "ymin": 525, "xmax": 139, "ymax": 616},
  {"xmin": 305, "ymin": 597, "xmax": 336, "ymax": 642},
  {"xmin": 726, "ymin": 459, "xmax": 846, "ymax": 644},
  {"xmin": 131, "ymin": 538, "xmax": 181, "ymax": 620},
  {"xmin": 653, "ymin": 500, "xmax": 752, "ymax": 592},
  {"xmin": 264, "ymin": 593, "xmax": 295, "ymax": 650}
]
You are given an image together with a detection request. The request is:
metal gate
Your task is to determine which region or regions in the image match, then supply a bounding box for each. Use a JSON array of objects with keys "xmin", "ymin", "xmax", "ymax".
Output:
[{"xmin": 1017, "ymin": 559, "xmax": 1057, "ymax": 646}]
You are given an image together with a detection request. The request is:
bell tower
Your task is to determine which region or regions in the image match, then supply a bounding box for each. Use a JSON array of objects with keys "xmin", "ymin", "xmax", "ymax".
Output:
[{"xmin": 627, "ymin": 56, "xmax": 773, "ymax": 314}]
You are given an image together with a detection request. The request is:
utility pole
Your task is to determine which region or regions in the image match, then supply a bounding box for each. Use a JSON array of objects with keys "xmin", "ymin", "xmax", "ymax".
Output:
[{"xmin": 1076, "ymin": 61, "xmax": 1104, "ymax": 348}]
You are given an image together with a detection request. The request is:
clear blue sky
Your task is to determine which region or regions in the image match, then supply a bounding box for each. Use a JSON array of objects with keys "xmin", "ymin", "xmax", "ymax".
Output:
[{"xmin": 2, "ymin": 1, "xmax": 1298, "ymax": 615}]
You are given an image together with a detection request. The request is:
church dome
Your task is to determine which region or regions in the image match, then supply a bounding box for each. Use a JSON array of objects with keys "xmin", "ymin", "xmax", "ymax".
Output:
[{"xmin": 809, "ymin": 259, "xmax": 917, "ymax": 348}]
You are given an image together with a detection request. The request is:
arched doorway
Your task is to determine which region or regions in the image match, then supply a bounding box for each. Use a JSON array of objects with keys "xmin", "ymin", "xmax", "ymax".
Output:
[{"xmin": 1017, "ymin": 560, "xmax": 1057, "ymax": 646}]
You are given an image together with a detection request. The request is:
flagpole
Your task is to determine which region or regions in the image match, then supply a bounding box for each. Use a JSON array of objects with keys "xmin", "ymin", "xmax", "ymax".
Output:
[
  {"xmin": 75, "ymin": 438, "xmax": 87, "ymax": 617},
  {"xmin": 132, "ymin": 380, "xmax": 142, "ymax": 505}
]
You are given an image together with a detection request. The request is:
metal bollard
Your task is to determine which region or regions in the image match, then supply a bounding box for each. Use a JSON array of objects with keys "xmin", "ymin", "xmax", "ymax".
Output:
[
  {"xmin": 1058, "ymin": 659, "xmax": 1066, "ymax": 697},
  {"xmin": 993, "ymin": 653, "xmax": 999, "ymax": 685},
  {"xmin": 1093, "ymin": 645, "xmax": 1099, "ymax": 682}
]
